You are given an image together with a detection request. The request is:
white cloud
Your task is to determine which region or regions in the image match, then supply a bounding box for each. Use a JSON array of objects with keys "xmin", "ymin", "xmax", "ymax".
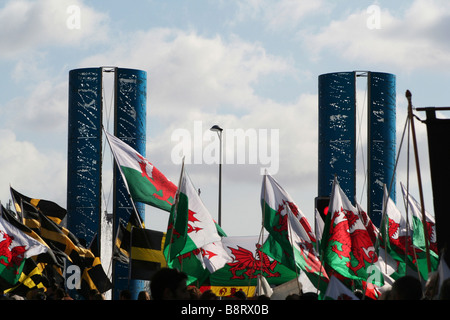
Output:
[
  {"xmin": 76, "ymin": 27, "xmax": 310, "ymax": 234},
  {"xmin": 232, "ymin": 0, "xmax": 325, "ymax": 30},
  {"xmin": 4, "ymin": 80, "xmax": 68, "ymax": 133},
  {"xmin": 304, "ymin": 0, "xmax": 450, "ymax": 71},
  {"xmin": 0, "ymin": 129, "xmax": 67, "ymax": 207},
  {"xmin": 0, "ymin": 0, "xmax": 109, "ymax": 58},
  {"xmin": 80, "ymin": 29, "xmax": 293, "ymax": 119},
  {"xmin": 264, "ymin": 0, "xmax": 325, "ymax": 30}
]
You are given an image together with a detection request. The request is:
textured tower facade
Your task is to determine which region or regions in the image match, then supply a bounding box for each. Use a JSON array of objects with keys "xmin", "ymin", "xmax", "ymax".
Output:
[
  {"xmin": 67, "ymin": 67, "xmax": 147, "ymax": 299},
  {"xmin": 367, "ymin": 72, "xmax": 396, "ymax": 226},
  {"xmin": 67, "ymin": 67, "xmax": 103, "ymax": 246},
  {"xmin": 318, "ymin": 72, "xmax": 357, "ymax": 201},
  {"xmin": 112, "ymin": 68, "xmax": 147, "ymax": 300},
  {"xmin": 318, "ymin": 71, "xmax": 396, "ymax": 227}
]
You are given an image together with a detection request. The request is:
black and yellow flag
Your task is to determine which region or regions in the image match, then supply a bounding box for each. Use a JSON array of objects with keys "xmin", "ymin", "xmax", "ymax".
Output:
[
  {"xmin": 112, "ymin": 209, "xmax": 144, "ymax": 264},
  {"xmin": 113, "ymin": 223, "xmax": 130, "ymax": 264},
  {"xmin": 1, "ymin": 204, "xmax": 60, "ymax": 267},
  {"xmin": 10, "ymin": 187, "xmax": 66, "ymax": 224},
  {"xmin": 130, "ymin": 228, "xmax": 166, "ymax": 280},
  {"xmin": 14, "ymin": 200, "xmax": 95, "ymax": 268},
  {"xmin": 4, "ymin": 259, "xmax": 48, "ymax": 296},
  {"xmin": 78, "ymin": 234, "xmax": 112, "ymax": 298}
]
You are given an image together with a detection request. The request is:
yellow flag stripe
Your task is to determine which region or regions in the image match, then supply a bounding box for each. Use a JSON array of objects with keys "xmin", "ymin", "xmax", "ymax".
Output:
[{"xmin": 131, "ymin": 247, "xmax": 167, "ymax": 267}]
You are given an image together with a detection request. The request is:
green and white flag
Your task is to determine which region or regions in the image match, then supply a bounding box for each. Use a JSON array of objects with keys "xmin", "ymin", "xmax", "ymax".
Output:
[
  {"xmin": 261, "ymin": 173, "xmax": 329, "ymax": 292},
  {"xmin": 321, "ymin": 177, "xmax": 383, "ymax": 286},
  {"xmin": 323, "ymin": 275, "xmax": 359, "ymax": 300},
  {"xmin": 105, "ymin": 130, "xmax": 177, "ymax": 212},
  {"xmin": 401, "ymin": 183, "xmax": 439, "ymax": 279},
  {"xmin": 209, "ymin": 235, "xmax": 297, "ymax": 287},
  {"xmin": 164, "ymin": 164, "xmax": 227, "ymax": 270},
  {"xmin": 0, "ymin": 215, "xmax": 48, "ymax": 285}
]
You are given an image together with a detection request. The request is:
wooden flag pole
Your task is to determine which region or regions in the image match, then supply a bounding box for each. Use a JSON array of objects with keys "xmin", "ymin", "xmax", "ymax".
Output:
[{"xmin": 405, "ymin": 90, "xmax": 431, "ymax": 273}]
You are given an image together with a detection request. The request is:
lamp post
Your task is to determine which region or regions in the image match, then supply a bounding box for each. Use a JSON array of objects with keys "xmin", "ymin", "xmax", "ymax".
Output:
[{"xmin": 210, "ymin": 125, "xmax": 223, "ymax": 227}]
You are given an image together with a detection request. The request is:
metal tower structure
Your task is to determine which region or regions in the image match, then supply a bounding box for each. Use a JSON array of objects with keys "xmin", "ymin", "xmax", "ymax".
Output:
[
  {"xmin": 67, "ymin": 67, "xmax": 147, "ymax": 299},
  {"xmin": 317, "ymin": 71, "xmax": 396, "ymax": 227}
]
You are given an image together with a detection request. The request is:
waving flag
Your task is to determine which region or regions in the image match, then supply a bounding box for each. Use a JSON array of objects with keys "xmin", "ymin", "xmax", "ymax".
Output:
[
  {"xmin": 105, "ymin": 130, "xmax": 177, "ymax": 212},
  {"xmin": 401, "ymin": 183, "xmax": 439, "ymax": 279},
  {"xmin": 164, "ymin": 164, "xmax": 222, "ymax": 261},
  {"xmin": 207, "ymin": 235, "xmax": 296, "ymax": 297},
  {"xmin": 321, "ymin": 177, "xmax": 383, "ymax": 286},
  {"xmin": 130, "ymin": 228, "xmax": 167, "ymax": 280},
  {"xmin": 261, "ymin": 173, "xmax": 328, "ymax": 291},
  {"xmin": 10, "ymin": 187, "xmax": 66, "ymax": 225},
  {"xmin": 324, "ymin": 275, "xmax": 359, "ymax": 300},
  {"xmin": 164, "ymin": 163, "xmax": 229, "ymax": 284},
  {"xmin": 0, "ymin": 215, "xmax": 48, "ymax": 285},
  {"xmin": 380, "ymin": 185, "xmax": 418, "ymax": 279}
]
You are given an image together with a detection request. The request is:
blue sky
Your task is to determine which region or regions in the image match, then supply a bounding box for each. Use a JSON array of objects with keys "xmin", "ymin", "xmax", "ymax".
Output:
[{"xmin": 1, "ymin": 0, "xmax": 449, "ymax": 237}]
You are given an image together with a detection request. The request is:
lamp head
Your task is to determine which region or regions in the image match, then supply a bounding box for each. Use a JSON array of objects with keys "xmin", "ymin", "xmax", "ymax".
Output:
[{"xmin": 210, "ymin": 125, "xmax": 223, "ymax": 132}]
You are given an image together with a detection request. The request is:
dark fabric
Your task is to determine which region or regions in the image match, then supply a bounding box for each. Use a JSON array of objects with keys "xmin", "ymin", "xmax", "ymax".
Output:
[{"xmin": 424, "ymin": 109, "xmax": 450, "ymax": 258}]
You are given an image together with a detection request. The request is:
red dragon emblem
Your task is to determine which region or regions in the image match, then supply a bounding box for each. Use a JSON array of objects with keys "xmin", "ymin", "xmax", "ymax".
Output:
[
  {"xmin": 177, "ymin": 247, "xmax": 217, "ymax": 264},
  {"xmin": 187, "ymin": 209, "xmax": 203, "ymax": 234},
  {"xmin": 387, "ymin": 217, "xmax": 421, "ymax": 263},
  {"xmin": 272, "ymin": 200, "xmax": 316, "ymax": 243},
  {"xmin": 136, "ymin": 153, "xmax": 177, "ymax": 206},
  {"xmin": 0, "ymin": 230, "xmax": 26, "ymax": 273},
  {"xmin": 328, "ymin": 207, "xmax": 377, "ymax": 275},
  {"xmin": 425, "ymin": 220, "xmax": 438, "ymax": 256},
  {"xmin": 167, "ymin": 208, "xmax": 203, "ymax": 246},
  {"xmin": 227, "ymin": 244, "xmax": 280, "ymax": 280}
]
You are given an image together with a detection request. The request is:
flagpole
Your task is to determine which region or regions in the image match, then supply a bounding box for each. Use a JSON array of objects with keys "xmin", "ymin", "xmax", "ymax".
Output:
[
  {"xmin": 403, "ymin": 149, "xmax": 424, "ymax": 282},
  {"xmin": 103, "ymin": 127, "xmax": 144, "ymax": 228},
  {"xmin": 165, "ymin": 157, "xmax": 184, "ymax": 266},
  {"xmin": 406, "ymin": 90, "xmax": 432, "ymax": 274},
  {"xmin": 286, "ymin": 203, "xmax": 303, "ymax": 295},
  {"xmin": 254, "ymin": 171, "xmax": 273, "ymax": 296},
  {"xmin": 363, "ymin": 111, "xmax": 410, "ymax": 297},
  {"xmin": 316, "ymin": 175, "xmax": 337, "ymax": 296},
  {"xmin": 104, "ymin": 127, "xmax": 144, "ymax": 299},
  {"xmin": 259, "ymin": 172, "xmax": 267, "ymax": 287},
  {"xmin": 253, "ymin": 172, "xmax": 267, "ymax": 297}
]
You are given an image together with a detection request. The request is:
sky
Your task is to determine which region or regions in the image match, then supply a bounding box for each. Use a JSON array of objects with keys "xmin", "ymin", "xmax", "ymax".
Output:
[{"xmin": 1, "ymin": 0, "xmax": 450, "ymax": 237}]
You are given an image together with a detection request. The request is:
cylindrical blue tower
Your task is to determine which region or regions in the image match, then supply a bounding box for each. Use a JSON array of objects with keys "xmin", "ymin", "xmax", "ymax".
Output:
[
  {"xmin": 318, "ymin": 72, "xmax": 356, "ymax": 200},
  {"xmin": 112, "ymin": 68, "xmax": 147, "ymax": 300},
  {"xmin": 67, "ymin": 68, "xmax": 103, "ymax": 299},
  {"xmin": 68, "ymin": 67, "xmax": 147, "ymax": 300},
  {"xmin": 367, "ymin": 72, "xmax": 396, "ymax": 227},
  {"xmin": 317, "ymin": 71, "xmax": 396, "ymax": 227},
  {"xmin": 67, "ymin": 67, "xmax": 103, "ymax": 247}
]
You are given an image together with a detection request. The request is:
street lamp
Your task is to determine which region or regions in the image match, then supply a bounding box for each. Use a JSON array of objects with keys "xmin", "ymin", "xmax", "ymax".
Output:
[{"xmin": 210, "ymin": 124, "xmax": 223, "ymax": 227}]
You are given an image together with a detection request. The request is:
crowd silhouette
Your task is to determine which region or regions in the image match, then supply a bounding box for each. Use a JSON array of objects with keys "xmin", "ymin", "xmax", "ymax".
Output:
[{"xmin": 2, "ymin": 267, "xmax": 450, "ymax": 301}]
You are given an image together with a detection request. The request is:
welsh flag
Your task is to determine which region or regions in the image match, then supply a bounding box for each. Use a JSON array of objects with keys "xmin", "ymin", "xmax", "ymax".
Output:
[
  {"xmin": 321, "ymin": 177, "xmax": 383, "ymax": 286},
  {"xmin": 169, "ymin": 240, "xmax": 232, "ymax": 286},
  {"xmin": 0, "ymin": 215, "xmax": 48, "ymax": 286},
  {"xmin": 164, "ymin": 163, "xmax": 230, "ymax": 283},
  {"xmin": 207, "ymin": 235, "xmax": 297, "ymax": 297},
  {"xmin": 105, "ymin": 131, "xmax": 177, "ymax": 212},
  {"xmin": 260, "ymin": 173, "xmax": 329, "ymax": 292},
  {"xmin": 323, "ymin": 275, "xmax": 359, "ymax": 300},
  {"xmin": 380, "ymin": 185, "xmax": 417, "ymax": 278},
  {"xmin": 356, "ymin": 199, "xmax": 398, "ymax": 294},
  {"xmin": 401, "ymin": 183, "xmax": 439, "ymax": 279}
]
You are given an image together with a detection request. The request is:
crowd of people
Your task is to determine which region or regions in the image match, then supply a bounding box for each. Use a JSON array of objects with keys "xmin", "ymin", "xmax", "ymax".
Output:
[{"xmin": 2, "ymin": 267, "xmax": 450, "ymax": 300}]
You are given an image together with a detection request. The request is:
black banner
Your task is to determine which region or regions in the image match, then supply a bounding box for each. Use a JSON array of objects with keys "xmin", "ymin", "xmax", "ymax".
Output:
[{"xmin": 423, "ymin": 108, "xmax": 450, "ymax": 258}]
